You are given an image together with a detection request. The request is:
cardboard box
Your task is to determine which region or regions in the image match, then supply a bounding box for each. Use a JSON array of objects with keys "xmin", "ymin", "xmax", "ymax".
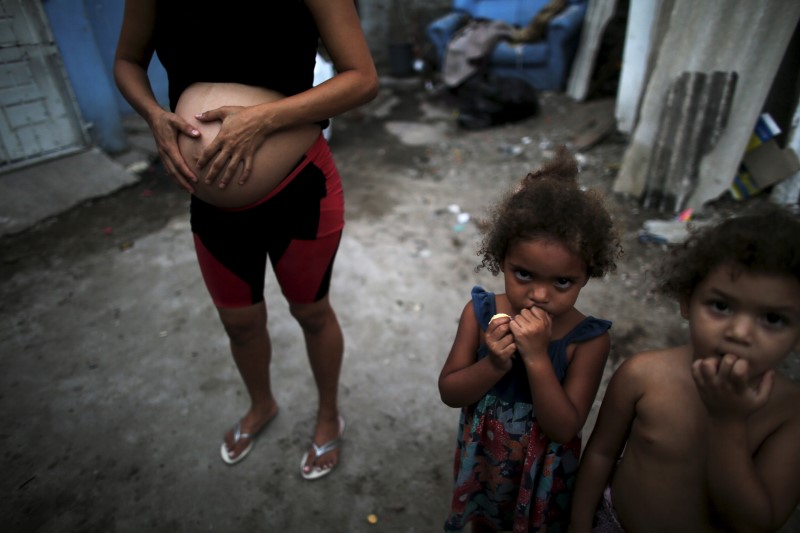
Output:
[
  {"xmin": 730, "ymin": 114, "xmax": 799, "ymax": 200},
  {"xmin": 744, "ymin": 139, "xmax": 799, "ymax": 185}
]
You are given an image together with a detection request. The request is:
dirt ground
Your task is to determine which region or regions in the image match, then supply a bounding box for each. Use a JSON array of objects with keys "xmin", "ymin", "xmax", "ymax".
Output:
[{"xmin": 2, "ymin": 78, "xmax": 799, "ymax": 532}]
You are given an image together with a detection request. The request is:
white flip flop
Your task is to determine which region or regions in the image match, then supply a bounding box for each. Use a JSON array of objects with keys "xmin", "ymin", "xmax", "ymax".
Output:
[{"xmin": 300, "ymin": 416, "xmax": 345, "ymax": 480}]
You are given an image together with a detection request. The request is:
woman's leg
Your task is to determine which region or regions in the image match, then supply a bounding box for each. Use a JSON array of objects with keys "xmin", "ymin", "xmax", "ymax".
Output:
[
  {"xmin": 289, "ymin": 295, "xmax": 344, "ymax": 473},
  {"xmin": 217, "ymin": 301, "xmax": 279, "ymax": 460}
]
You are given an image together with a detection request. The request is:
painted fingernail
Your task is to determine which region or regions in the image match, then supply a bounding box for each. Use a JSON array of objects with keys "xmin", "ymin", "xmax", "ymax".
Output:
[{"xmin": 191, "ymin": 129, "xmax": 199, "ymax": 136}]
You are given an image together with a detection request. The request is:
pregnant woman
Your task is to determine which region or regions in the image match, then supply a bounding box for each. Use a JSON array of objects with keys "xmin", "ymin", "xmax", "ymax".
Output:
[{"xmin": 114, "ymin": 0, "xmax": 378, "ymax": 479}]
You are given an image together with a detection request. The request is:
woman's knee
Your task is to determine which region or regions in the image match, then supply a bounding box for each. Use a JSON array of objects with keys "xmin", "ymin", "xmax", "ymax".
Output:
[
  {"xmin": 217, "ymin": 303, "xmax": 267, "ymax": 345},
  {"xmin": 289, "ymin": 298, "xmax": 335, "ymax": 334}
]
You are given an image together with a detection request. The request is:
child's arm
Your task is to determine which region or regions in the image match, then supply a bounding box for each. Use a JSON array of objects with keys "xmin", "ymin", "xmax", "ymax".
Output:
[
  {"xmin": 512, "ymin": 307, "xmax": 610, "ymax": 442},
  {"xmin": 569, "ymin": 357, "xmax": 642, "ymax": 532},
  {"xmin": 439, "ymin": 302, "xmax": 515, "ymax": 407},
  {"xmin": 695, "ymin": 356, "xmax": 800, "ymax": 531}
]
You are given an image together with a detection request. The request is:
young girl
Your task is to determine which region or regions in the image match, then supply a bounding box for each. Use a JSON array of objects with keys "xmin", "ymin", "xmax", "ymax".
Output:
[
  {"xmin": 569, "ymin": 205, "xmax": 800, "ymax": 532},
  {"xmin": 440, "ymin": 148, "xmax": 622, "ymax": 532}
]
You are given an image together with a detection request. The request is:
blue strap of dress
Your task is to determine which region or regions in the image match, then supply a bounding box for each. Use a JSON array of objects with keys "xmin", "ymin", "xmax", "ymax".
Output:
[
  {"xmin": 548, "ymin": 317, "xmax": 612, "ymax": 378},
  {"xmin": 471, "ymin": 285, "xmax": 496, "ymax": 331}
]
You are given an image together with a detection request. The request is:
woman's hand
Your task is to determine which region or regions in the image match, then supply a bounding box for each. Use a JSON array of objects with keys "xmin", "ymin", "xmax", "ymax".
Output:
[
  {"xmin": 194, "ymin": 104, "xmax": 273, "ymax": 189},
  {"xmin": 486, "ymin": 316, "xmax": 515, "ymax": 372},
  {"xmin": 692, "ymin": 354, "xmax": 774, "ymax": 420},
  {"xmin": 150, "ymin": 109, "xmax": 201, "ymax": 193},
  {"xmin": 510, "ymin": 306, "xmax": 552, "ymax": 364}
]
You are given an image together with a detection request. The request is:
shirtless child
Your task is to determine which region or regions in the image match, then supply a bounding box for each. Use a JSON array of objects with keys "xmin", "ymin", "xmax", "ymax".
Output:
[{"xmin": 569, "ymin": 205, "xmax": 800, "ymax": 532}]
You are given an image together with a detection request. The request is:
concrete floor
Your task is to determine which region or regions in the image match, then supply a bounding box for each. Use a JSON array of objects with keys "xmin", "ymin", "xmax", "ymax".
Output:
[{"xmin": 2, "ymin": 79, "xmax": 798, "ymax": 532}]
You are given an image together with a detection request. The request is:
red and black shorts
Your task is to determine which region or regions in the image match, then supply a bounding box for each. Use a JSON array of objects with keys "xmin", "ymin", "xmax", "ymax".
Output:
[{"xmin": 190, "ymin": 134, "xmax": 344, "ymax": 308}]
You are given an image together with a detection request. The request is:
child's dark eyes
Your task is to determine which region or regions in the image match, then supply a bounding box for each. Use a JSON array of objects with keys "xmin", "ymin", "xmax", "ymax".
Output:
[
  {"xmin": 555, "ymin": 278, "xmax": 573, "ymax": 289},
  {"xmin": 514, "ymin": 270, "xmax": 532, "ymax": 281},
  {"xmin": 762, "ymin": 313, "xmax": 788, "ymax": 329},
  {"xmin": 706, "ymin": 300, "xmax": 731, "ymax": 314},
  {"xmin": 513, "ymin": 270, "xmax": 573, "ymax": 290},
  {"xmin": 707, "ymin": 299, "xmax": 789, "ymax": 329}
]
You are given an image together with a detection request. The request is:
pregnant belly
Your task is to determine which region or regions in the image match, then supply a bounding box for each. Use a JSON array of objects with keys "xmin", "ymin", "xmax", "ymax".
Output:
[{"xmin": 175, "ymin": 82, "xmax": 321, "ymax": 208}]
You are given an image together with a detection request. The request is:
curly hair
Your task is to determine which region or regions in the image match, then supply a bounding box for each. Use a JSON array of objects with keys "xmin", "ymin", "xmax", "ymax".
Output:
[
  {"xmin": 656, "ymin": 203, "xmax": 800, "ymax": 300},
  {"xmin": 477, "ymin": 146, "xmax": 621, "ymax": 277}
]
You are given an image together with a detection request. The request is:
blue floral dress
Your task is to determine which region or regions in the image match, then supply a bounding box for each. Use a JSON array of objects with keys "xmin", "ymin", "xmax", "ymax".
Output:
[{"xmin": 444, "ymin": 286, "xmax": 612, "ymax": 532}]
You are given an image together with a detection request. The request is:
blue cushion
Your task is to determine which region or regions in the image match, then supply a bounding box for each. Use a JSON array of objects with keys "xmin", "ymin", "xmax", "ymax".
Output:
[{"xmin": 491, "ymin": 42, "xmax": 549, "ymax": 66}]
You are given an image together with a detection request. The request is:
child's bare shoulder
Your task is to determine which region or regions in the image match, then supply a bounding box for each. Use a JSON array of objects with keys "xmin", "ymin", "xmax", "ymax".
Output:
[{"xmin": 618, "ymin": 345, "xmax": 691, "ymax": 378}]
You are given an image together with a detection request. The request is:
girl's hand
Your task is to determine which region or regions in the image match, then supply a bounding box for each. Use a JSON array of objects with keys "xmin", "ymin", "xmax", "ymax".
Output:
[
  {"xmin": 150, "ymin": 109, "xmax": 200, "ymax": 193},
  {"xmin": 510, "ymin": 306, "xmax": 551, "ymax": 363},
  {"xmin": 486, "ymin": 316, "xmax": 515, "ymax": 372},
  {"xmin": 692, "ymin": 354, "xmax": 774, "ymax": 420},
  {"xmin": 195, "ymin": 104, "xmax": 272, "ymax": 189}
]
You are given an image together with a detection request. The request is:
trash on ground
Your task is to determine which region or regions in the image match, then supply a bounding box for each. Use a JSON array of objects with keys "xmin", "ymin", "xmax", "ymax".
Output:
[
  {"xmin": 638, "ymin": 209, "xmax": 708, "ymax": 245},
  {"xmin": 444, "ymin": 204, "xmax": 472, "ymax": 232},
  {"xmin": 498, "ymin": 143, "xmax": 523, "ymax": 156}
]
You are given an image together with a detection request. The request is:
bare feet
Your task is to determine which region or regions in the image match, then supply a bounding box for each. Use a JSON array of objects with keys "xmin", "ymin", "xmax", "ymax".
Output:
[
  {"xmin": 302, "ymin": 415, "xmax": 344, "ymax": 478},
  {"xmin": 221, "ymin": 402, "xmax": 279, "ymax": 464}
]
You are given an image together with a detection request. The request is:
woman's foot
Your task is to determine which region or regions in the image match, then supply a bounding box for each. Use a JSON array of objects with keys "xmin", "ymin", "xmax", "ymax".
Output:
[
  {"xmin": 301, "ymin": 415, "xmax": 345, "ymax": 479},
  {"xmin": 220, "ymin": 403, "xmax": 279, "ymax": 465}
]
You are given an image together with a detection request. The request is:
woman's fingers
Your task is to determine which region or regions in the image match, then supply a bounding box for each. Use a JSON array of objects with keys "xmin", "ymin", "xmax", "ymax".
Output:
[
  {"xmin": 176, "ymin": 119, "xmax": 200, "ymax": 140},
  {"xmin": 205, "ymin": 150, "xmax": 254, "ymax": 189},
  {"xmin": 152, "ymin": 111, "xmax": 200, "ymax": 190},
  {"xmin": 166, "ymin": 146, "xmax": 199, "ymax": 189},
  {"xmin": 194, "ymin": 105, "xmax": 261, "ymax": 188},
  {"xmin": 160, "ymin": 157, "xmax": 194, "ymax": 193},
  {"xmin": 216, "ymin": 153, "xmax": 244, "ymax": 189},
  {"xmin": 237, "ymin": 157, "xmax": 253, "ymax": 186},
  {"xmin": 194, "ymin": 106, "xmax": 230, "ymax": 123}
]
